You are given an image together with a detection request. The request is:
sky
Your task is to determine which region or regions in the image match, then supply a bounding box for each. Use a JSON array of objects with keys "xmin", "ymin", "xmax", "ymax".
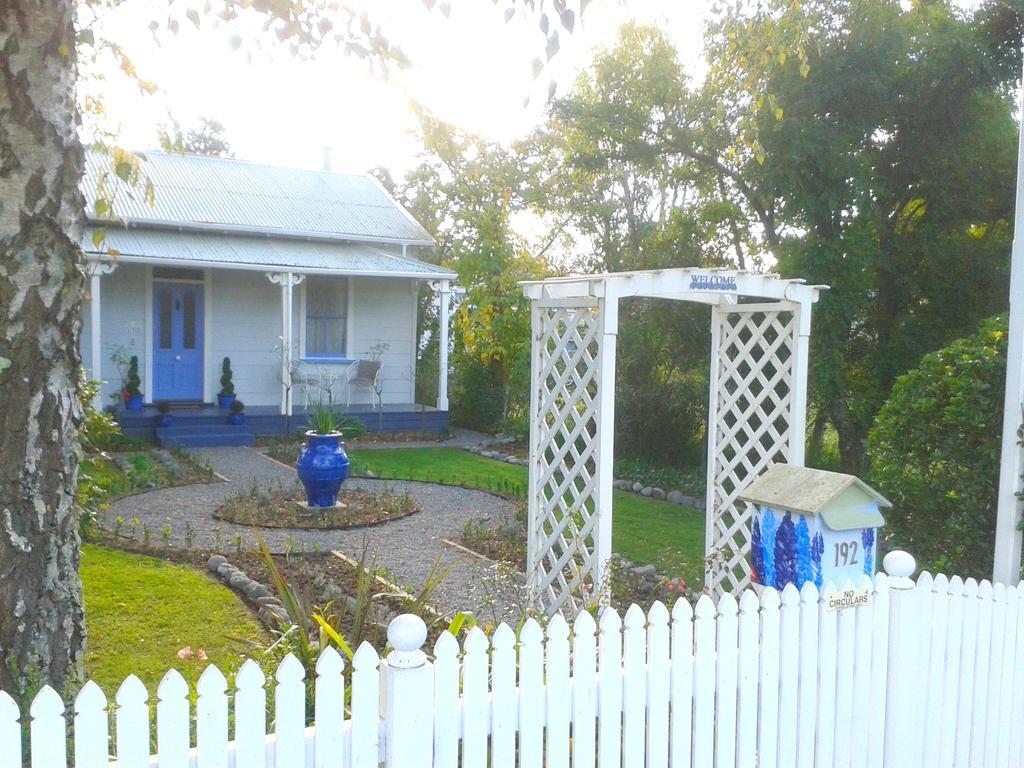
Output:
[{"xmin": 92, "ymin": 0, "xmax": 711, "ymax": 178}]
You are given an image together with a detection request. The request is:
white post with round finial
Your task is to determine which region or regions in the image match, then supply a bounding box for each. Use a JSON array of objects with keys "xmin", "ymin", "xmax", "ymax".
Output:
[
  {"xmin": 381, "ymin": 614, "xmax": 433, "ymax": 768},
  {"xmin": 882, "ymin": 550, "xmax": 923, "ymax": 768}
]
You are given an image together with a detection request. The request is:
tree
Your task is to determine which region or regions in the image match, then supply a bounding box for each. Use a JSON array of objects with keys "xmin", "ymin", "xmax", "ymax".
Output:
[
  {"xmin": 386, "ymin": 109, "xmax": 549, "ymax": 433},
  {"xmin": 0, "ymin": 0, "xmax": 88, "ymax": 702},
  {"xmin": 695, "ymin": 0, "xmax": 1021, "ymax": 472},
  {"xmin": 184, "ymin": 117, "xmax": 234, "ymax": 157}
]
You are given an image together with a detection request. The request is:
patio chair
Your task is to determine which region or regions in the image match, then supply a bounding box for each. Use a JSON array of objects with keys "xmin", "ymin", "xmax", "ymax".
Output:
[
  {"xmin": 348, "ymin": 359, "xmax": 383, "ymax": 409},
  {"xmin": 298, "ymin": 365, "xmax": 350, "ymax": 410}
]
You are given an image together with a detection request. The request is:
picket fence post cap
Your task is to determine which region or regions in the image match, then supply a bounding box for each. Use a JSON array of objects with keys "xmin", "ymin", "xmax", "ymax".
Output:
[
  {"xmin": 883, "ymin": 550, "xmax": 916, "ymax": 580},
  {"xmin": 387, "ymin": 614, "xmax": 427, "ymax": 668}
]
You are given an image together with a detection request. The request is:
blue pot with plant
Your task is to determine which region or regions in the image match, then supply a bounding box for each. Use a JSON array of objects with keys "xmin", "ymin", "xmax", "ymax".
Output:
[
  {"xmin": 228, "ymin": 399, "xmax": 246, "ymax": 425},
  {"xmin": 296, "ymin": 396, "xmax": 349, "ymax": 508},
  {"xmin": 122, "ymin": 355, "xmax": 144, "ymax": 410},
  {"xmin": 155, "ymin": 400, "xmax": 172, "ymax": 428},
  {"xmin": 218, "ymin": 357, "xmax": 236, "ymax": 408}
]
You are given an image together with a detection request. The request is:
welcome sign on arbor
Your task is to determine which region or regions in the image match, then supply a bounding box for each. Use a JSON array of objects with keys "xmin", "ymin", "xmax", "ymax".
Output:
[{"xmin": 738, "ymin": 464, "xmax": 891, "ymax": 590}]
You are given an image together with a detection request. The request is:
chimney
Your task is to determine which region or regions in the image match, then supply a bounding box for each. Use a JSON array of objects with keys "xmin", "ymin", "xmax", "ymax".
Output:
[{"xmin": 322, "ymin": 146, "xmax": 332, "ymax": 172}]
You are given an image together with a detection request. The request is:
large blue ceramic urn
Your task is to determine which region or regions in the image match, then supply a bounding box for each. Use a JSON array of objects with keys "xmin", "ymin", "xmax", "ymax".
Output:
[{"xmin": 296, "ymin": 431, "xmax": 350, "ymax": 508}]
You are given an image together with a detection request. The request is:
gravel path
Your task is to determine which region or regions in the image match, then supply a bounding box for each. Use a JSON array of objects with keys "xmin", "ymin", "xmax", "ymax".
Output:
[{"xmin": 103, "ymin": 447, "xmax": 530, "ymax": 624}]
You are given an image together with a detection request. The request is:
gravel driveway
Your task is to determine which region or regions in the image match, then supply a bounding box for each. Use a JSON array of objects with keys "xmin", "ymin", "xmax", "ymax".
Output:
[{"xmin": 103, "ymin": 447, "xmax": 530, "ymax": 623}]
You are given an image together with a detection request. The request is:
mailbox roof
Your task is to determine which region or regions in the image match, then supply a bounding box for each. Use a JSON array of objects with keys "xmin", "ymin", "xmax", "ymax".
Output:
[{"xmin": 738, "ymin": 464, "xmax": 890, "ymax": 530}]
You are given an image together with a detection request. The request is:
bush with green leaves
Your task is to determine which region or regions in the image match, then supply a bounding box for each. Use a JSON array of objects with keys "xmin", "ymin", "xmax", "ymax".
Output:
[
  {"xmin": 219, "ymin": 357, "xmax": 234, "ymax": 397},
  {"xmin": 867, "ymin": 316, "xmax": 1007, "ymax": 578}
]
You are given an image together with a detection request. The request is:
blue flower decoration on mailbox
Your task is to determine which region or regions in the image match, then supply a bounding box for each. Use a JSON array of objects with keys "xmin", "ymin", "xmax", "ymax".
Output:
[{"xmin": 738, "ymin": 464, "xmax": 891, "ymax": 591}]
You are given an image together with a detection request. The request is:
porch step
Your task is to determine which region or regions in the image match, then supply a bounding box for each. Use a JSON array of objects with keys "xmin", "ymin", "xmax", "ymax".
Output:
[{"xmin": 156, "ymin": 424, "xmax": 254, "ymax": 448}]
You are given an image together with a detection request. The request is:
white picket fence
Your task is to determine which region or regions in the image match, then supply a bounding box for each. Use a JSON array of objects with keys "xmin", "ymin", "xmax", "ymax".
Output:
[{"xmin": 3, "ymin": 552, "xmax": 1024, "ymax": 768}]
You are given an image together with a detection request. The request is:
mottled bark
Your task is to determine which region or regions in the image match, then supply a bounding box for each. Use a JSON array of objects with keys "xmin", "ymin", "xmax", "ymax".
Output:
[{"xmin": 0, "ymin": 0, "xmax": 87, "ymax": 701}]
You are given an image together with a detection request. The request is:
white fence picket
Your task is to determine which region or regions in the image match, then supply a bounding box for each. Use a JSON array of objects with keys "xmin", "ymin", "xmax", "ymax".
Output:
[
  {"xmin": 461, "ymin": 628, "xmax": 489, "ymax": 768},
  {"xmin": 995, "ymin": 585, "xmax": 1018, "ymax": 768},
  {"xmin": 73, "ymin": 681, "xmax": 108, "ymax": 768},
  {"xmin": 923, "ymin": 574, "xmax": 949, "ymax": 768},
  {"xmin": 796, "ymin": 582, "xmax": 818, "ymax": 768},
  {"xmin": 116, "ymin": 675, "xmax": 150, "ymax": 768},
  {"xmin": 956, "ymin": 578, "xmax": 981, "ymax": 768},
  {"xmin": 693, "ymin": 595, "xmax": 716, "ymax": 768},
  {"xmin": 622, "ymin": 604, "xmax": 647, "ymax": 767},
  {"xmin": 274, "ymin": 655, "xmax": 306, "ymax": 768},
  {"xmin": 758, "ymin": 587, "xmax": 782, "ymax": 768},
  {"xmin": 0, "ymin": 691, "xmax": 20, "ymax": 768},
  {"xmin": 866, "ymin": 572, "xmax": 890, "ymax": 768},
  {"xmin": 715, "ymin": 593, "xmax": 738, "ymax": 768},
  {"xmin": 490, "ymin": 624, "xmax": 517, "ymax": 768},
  {"xmin": 938, "ymin": 575, "xmax": 964, "ymax": 768},
  {"xmin": 834, "ymin": 581, "xmax": 857, "ymax": 768},
  {"xmin": 646, "ymin": 602, "xmax": 670, "ymax": 768},
  {"xmin": 597, "ymin": 608, "xmax": 623, "ymax": 768},
  {"xmin": 984, "ymin": 583, "xmax": 1008, "ymax": 768},
  {"xmin": 432, "ymin": 632, "xmax": 459, "ymax": 768},
  {"xmin": 571, "ymin": 611, "xmax": 598, "ymax": 768},
  {"xmin": 777, "ymin": 584, "xmax": 800, "ymax": 768},
  {"xmin": 349, "ymin": 643, "xmax": 379, "ymax": 768},
  {"xmin": 970, "ymin": 580, "xmax": 995, "ymax": 768},
  {"xmin": 313, "ymin": 647, "xmax": 346, "ymax": 768},
  {"xmin": 156, "ymin": 670, "xmax": 190, "ymax": 768},
  {"xmin": 196, "ymin": 666, "xmax": 229, "ymax": 768},
  {"xmin": 234, "ymin": 660, "xmax": 266, "ymax": 768},
  {"xmin": 850, "ymin": 574, "xmax": 873, "ymax": 768},
  {"xmin": 519, "ymin": 618, "xmax": 545, "ymax": 768},
  {"xmin": 736, "ymin": 591, "xmax": 759, "ymax": 768},
  {"xmin": 1009, "ymin": 584, "xmax": 1024, "ymax": 767},
  {"xmin": 545, "ymin": 615, "xmax": 571, "ymax": 768},
  {"xmin": 669, "ymin": 598, "xmax": 694, "ymax": 768},
  {"xmin": 29, "ymin": 687, "xmax": 65, "ymax": 768},
  {"xmin": 815, "ymin": 581, "xmax": 838, "ymax": 768}
]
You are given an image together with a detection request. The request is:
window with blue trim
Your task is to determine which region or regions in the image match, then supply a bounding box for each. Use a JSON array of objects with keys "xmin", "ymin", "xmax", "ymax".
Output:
[{"xmin": 305, "ymin": 278, "xmax": 348, "ymax": 358}]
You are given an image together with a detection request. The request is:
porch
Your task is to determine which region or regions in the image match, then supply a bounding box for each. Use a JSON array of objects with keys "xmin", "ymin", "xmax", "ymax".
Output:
[{"xmin": 117, "ymin": 402, "xmax": 448, "ymax": 448}]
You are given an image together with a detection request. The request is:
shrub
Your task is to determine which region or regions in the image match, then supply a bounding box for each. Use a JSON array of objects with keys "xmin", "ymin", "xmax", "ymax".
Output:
[
  {"xmin": 125, "ymin": 355, "xmax": 141, "ymax": 397},
  {"xmin": 230, "ymin": 399, "xmax": 245, "ymax": 415},
  {"xmin": 219, "ymin": 357, "xmax": 235, "ymax": 397},
  {"xmin": 867, "ymin": 316, "xmax": 1007, "ymax": 578}
]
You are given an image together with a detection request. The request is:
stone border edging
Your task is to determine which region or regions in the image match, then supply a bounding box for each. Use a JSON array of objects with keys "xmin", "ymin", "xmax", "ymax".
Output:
[
  {"xmin": 206, "ymin": 554, "xmax": 289, "ymax": 627},
  {"xmin": 466, "ymin": 445, "xmax": 703, "ymax": 508}
]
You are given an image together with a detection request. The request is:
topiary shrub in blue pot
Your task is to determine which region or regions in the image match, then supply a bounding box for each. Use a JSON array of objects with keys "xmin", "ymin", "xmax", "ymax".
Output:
[
  {"xmin": 218, "ymin": 357, "xmax": 236, "ymax": 408},
  {"xmin": 295, "ymin": 396, "xmax": 349, "ymax": 508},
  {"xmin": 155, "ymin": 400, "xmax": 173, "ymax": 428},
  {"xmin": 228, "ymin": 399, "xmax": 246, "ymax": 425}
]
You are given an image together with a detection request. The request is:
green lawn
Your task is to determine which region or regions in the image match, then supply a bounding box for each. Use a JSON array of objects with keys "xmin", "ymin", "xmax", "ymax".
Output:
[
  {"xmin": 350, "ymin": 447, "xmax": 706, "ymax": 587},
  {"xmin": 81, "ymin": 544, "xmax": 265, "ymax": 693}
]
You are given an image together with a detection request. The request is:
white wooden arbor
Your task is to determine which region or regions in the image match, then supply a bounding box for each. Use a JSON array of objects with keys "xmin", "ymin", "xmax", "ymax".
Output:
[{"xmin": 520, "ymin": 268, "xmax": 825, "ymax": 613}]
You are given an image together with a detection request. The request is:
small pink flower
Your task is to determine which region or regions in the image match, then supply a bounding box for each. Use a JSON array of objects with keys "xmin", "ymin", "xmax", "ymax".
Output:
[
  {"xmin": 196, "ymin": 650, "xmax": 208, "ymax": 661},
  {"xmin": 581, "ymin": 583, "xmax": 592, "ymax": 593},
  {"xmin": 177, "ymin": 646, "xmax": 193, "ymax": 660}
]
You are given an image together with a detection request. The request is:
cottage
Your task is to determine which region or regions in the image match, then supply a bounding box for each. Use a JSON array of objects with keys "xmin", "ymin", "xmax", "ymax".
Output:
[
  {"xmin": 737, "ymin": 463, "xmax": 891, "ymax": 590},
  {"xmin": 80, "ymin": 151, "xmax": 456, "ymax": 445}
]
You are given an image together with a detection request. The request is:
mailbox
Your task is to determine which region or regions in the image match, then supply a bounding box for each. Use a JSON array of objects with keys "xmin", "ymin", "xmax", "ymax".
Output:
[{"xmin": 737, "ymin": 464, "xmax": 890, "ymax": 590}]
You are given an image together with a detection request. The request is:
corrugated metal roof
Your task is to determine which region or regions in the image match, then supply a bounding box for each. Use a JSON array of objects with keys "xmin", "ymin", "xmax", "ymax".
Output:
[
  {"xmin": 82, "ymin": 150, "xmax": 434, "ymax": 244},
  {"xmin": 83, "ymin": 227, "xmax": 455, "ymax": 278}
]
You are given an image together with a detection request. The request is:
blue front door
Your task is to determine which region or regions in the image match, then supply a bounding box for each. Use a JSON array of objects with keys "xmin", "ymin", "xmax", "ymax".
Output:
[{"xmin": 153, "ymin": 281, "xmax": 204, "ymax": 401}]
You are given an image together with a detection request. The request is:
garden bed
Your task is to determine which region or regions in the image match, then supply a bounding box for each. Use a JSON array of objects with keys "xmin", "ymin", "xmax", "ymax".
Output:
[{"xmin": 213, "ymin": 487, "xmax": 420, "ymax": 529}]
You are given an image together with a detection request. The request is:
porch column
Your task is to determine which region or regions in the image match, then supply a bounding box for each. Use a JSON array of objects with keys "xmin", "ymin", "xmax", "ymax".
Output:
[
  {"xmin": 436, "ymin": 279, "xmax": 451, "ymax": 411},
  {"xmin": 267, "ymin": 272, "xmax": 304, "ymax": 416},
  {"xmin": 88, "ymin": 261, "xmax": 117, "ymax": 411}
]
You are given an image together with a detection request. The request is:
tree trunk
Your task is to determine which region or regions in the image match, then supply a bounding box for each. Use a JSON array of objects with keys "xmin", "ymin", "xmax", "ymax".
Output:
[{"xmin": 0, "ymin": 0, "xmax": 87, "ymax": 702}]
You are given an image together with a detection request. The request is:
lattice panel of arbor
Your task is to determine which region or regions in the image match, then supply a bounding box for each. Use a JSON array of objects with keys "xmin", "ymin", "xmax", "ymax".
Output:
[
  {"xmin": 707, "ymin": 308, "xmax": 798, "ymax": 595},
  {"xmin": 528, "ymin": 303, "xmax": 603, "ymax": 616}
]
